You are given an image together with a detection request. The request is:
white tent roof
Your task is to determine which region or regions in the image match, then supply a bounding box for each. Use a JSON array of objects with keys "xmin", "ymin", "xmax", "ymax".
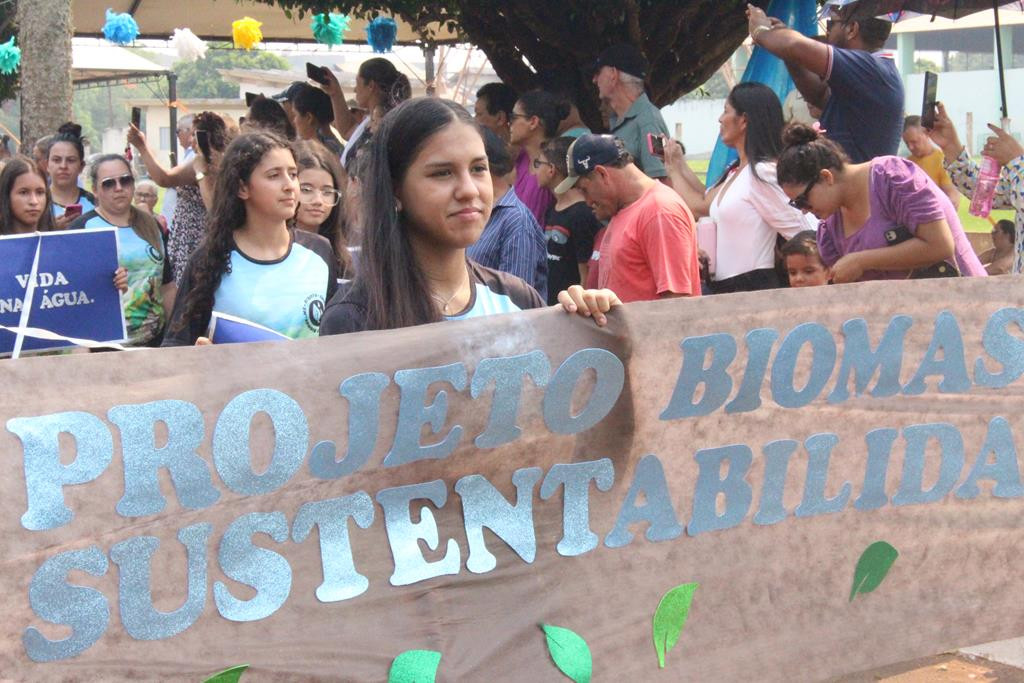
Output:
[
  {"xmin": 71, "ymin": 0, "xmax": 460, "ymax": 45},
  {"xmin": 72, "ymin": 43, "xmax": 169, "ymax": 85}
]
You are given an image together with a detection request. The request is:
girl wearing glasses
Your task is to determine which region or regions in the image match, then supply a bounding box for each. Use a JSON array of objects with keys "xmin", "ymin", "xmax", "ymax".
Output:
[
  {"xmin": 163, "ymin": 132, "xmax": 338, "ymax": 346},
  {"xmin": 319, "ymin": 97, "xmax": 619, "ymax": 336},
  {"xmin": 776, "ymin": 123, "xmax": 984, "ymax": 283},
  {"xmin": 664, "ymin": 83, "xmax": 815, "ymax": 293},
  {"xmin": 292, "ymin": 140, "xmax": 353, "ymax": 278},
  {"xmin": 68, "ymin": 154, "xmax": 170, "ymax": 346}
]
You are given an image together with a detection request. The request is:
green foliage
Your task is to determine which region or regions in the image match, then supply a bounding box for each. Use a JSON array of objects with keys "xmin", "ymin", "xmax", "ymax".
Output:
[
  {"xmin": 540, "ymin": 624, "xmax": 592, "ymax": 683},
  {"xmin": 914, "ymin": 57, "xmax": 940, "ymax": 74},
  {"xmin": 849, "ymin": 541, "xmax": 899, "ymax": 602},
  {"xmin": 202, "ymin": 664, "xmax": 248, "ymax": 683},
  {"xmin": 174, "ymin": 47, "xmax": 291, "ymax": 99},
  {"xmin": 652, "ymin": 582, "xmax": 698, "ymax": 669},
  {"xmin": 388, "ymin": 649, "xmax": 441, "ymax": 683}
]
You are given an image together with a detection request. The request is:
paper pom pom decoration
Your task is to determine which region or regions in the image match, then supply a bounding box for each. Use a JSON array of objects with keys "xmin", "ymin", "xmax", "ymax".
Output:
[
  {"xmin": 0, "ymin": 37, "xmax": 20, "ymax": 75},
  {"xmin": 312, "ymin": 13, "xmax": 349, "ymax": 46},
  {"xmin": 102, "ymin": 8, "xmax": 140, "ymax": 46},
  {"xmin": 232, "ymin": 17, "xmax": 263, "ymax": 50},
  {"xmin": 366, "ymin": 17, "xmax": 398, "ymax": 53},
  {"xmin": 170, "ymin": 28, "xmax": 208, "ymax": 63}
]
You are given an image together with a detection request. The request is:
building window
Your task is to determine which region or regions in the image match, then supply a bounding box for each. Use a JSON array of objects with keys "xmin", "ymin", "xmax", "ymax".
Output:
[{"xmin": 159, "ymin": 127, "xmax": 171, "ymax": 150}]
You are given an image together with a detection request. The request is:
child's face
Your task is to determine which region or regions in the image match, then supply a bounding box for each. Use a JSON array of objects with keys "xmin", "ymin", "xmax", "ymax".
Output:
[{"xmin": 786, "ymin": 253, "xmax": 830, "ymax": 288}]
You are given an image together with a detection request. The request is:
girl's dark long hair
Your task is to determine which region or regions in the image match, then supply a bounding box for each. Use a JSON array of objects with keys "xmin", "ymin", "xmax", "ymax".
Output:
[
  {"xmin": 358, "ymin": 58, "xmax": 412, "ymax": 112},
  {"xmin": 0, "ymin": 156, "xmax": 56, "ymax": 234},
  {"xmin": 176, "ymin": 131, "xmax": 293, "ymax": 332},
  {"xmin": 292, "ymin": 139, "xmax": 353, "ymax": 277},
  {"xmin": 356, "ymin": 97, "xmax": 479, "ymax": 331}
]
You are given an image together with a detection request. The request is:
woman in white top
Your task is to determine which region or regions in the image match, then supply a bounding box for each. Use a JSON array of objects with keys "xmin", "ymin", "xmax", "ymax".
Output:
[{"xmin": 666, "ymin": 82, "xmax": 816, "ymax": 292}]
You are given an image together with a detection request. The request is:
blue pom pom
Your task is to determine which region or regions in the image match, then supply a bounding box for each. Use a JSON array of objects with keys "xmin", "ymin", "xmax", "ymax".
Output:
[
  {"xmin": 102, "ymin": 8, "xmax": 140, "ymax": 46},
  {"xmin": 366, "ymin": 17, "xmax": 397, "ymax": 54},
  {"xmin": 0, "ymin": 37, "xmax": 20, "ymax": 76}
]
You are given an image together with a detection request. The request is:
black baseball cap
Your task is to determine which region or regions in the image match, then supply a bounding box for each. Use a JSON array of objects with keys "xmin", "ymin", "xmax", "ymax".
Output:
[
  {"xmin": 591, "ymin": 43, "xmax": 649, "ymax": 79},
  {"xmin": 555, "ymin": 134, "xmax": 630, "ymax": 194}
]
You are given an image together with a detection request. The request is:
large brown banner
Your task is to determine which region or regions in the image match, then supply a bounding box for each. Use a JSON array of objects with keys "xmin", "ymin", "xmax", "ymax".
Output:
[{"xmin": 2, "ymin": 278, "xmax": 1023, "ymax": 681}]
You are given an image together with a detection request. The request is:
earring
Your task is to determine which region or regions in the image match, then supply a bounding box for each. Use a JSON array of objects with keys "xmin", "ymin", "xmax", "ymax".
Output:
[{"xmin": 395, "ymin": 198, "xmax": 403, "ymax": 213}]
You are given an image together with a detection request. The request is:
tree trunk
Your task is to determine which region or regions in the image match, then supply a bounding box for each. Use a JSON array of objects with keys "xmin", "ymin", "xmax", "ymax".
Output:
[{"xmin": 17, "ymin": 0, "xmax": 73, "ymax": 151}]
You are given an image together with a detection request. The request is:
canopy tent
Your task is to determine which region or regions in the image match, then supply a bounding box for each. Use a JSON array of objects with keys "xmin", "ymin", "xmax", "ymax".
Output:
[
  {"xmin": 71, "ymin": 43, "xmax": 179, "ymax": 162},
  {"xmin": 70, "ymin": 0, "xmax": 461, "ymax": 44}
]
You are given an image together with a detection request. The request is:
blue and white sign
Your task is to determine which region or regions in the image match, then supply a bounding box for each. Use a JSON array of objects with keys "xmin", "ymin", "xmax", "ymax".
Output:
[
  {"xmin": 0, "ymin": 229, "xmax": 127, "ymax": 355},
  {"xmin": 208, "ymin": 311, "xmax": 289, "ymax": 345}
]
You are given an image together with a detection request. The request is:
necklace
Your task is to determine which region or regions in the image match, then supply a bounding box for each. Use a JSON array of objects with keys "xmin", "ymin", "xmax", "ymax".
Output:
[{"xmin": 430, "ymin": 286, "xmax": 463, "ymax": 314}]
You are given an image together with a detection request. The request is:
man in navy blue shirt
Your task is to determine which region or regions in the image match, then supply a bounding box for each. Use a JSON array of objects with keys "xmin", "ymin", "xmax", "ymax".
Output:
[
  {"xmin": 467, "ymin": 128, "xmax": 548, "ymax": 300},
  {"xmin": 745, "ymin": 1, "xmax": 903, "ymax": 164}
]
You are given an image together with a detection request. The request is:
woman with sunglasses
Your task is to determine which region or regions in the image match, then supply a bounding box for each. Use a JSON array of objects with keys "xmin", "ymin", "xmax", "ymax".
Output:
[
  {"xmin": 68, "ymin": 154, "xmax": 173, "ymax": 346},
  {"xmin": 292, "ymin": 140, "xmax": 353, "ymax": 278},
  {"xmin": 664, "ymin": 83, "xmax": 815, "ymax": 293},
  {"xmin": 776, "ymin": 123, "xmax": 984, "ymax": 283},
  {"xmin": 319, "ymin": 97, "xmax": 619, "ymax": 336}
]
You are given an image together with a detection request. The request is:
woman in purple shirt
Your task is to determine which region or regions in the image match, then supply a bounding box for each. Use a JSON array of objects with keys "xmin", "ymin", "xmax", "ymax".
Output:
[{"xmin": 775, "ymin": 123, "xmax": 985, "ymax": 283}]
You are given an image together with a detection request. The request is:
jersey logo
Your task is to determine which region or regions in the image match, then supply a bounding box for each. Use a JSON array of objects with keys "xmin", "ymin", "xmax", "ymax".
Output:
[
  {"xmin": 305, "ymin": 296, "xmax": 325, "ymax": 330},
  {"xmin": 146, "ymin": 244, "xmax": 162, "ymax": 264}
]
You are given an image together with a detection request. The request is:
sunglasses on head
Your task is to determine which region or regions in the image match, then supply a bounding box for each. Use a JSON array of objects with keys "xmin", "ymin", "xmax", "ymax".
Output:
[
  {"xmin": 532, "ymin": 158, "xmax": 554, "ymax": 170},
  {"xmin": 100, "ymin": 174, "xmax": 134, "ymax": 191},
  {"xmin": 788, "ymin": 177, "xmax": 818, "ymax": 210}
]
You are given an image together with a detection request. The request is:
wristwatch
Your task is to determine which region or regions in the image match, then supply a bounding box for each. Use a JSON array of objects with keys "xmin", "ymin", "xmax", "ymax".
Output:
[{"xmin": 752, "ymin": 24, "xmax": 773, "ymax": 41}]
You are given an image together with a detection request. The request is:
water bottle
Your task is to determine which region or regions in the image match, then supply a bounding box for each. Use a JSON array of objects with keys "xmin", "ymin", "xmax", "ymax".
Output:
[{"xmin": 969, "ymin": 155, "xmax": 1001, "ymax": 217}]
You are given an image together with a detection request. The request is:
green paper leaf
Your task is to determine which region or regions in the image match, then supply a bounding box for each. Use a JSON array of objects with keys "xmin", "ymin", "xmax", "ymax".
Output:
[
  {"xmin": 202, "ymin": 664, "xmax": 248, "ymax": 683},
  {"xmin": 388, "ymin": 649, "xmax": 441, "ymax": 683},
  {"xmin": 652, "ymin": 582, "xmax": 699, "ymax": 668},
  {"xmin": 850, "ymin": 541, "xmax": 899, "ymax": 602},
  {"xmin": 541, "ymin": 623, "xmax": 592, "ymax": 683}
]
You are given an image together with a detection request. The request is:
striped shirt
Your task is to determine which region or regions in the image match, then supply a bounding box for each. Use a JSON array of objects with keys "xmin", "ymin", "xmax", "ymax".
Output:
[{"xmin": 467, "ymin": 187, "xmax": 548, "ymax": 300}]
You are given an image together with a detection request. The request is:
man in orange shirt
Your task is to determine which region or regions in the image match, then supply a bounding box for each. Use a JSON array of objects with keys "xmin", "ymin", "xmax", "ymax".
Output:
[
  {"xmin": 555, "ymin": 134, "xmax": 700, "ymax": 302},
  {"xmin": 904, "ymin": 115, "xmax": 960, "ymax": 208}
]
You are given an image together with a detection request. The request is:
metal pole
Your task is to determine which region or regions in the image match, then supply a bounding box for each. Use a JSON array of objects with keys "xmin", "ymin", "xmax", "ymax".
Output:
[
  {"xmin": 993, "ymin": 0, "xmax": 1009, "ymax": 121},
  {"xmin": 424, "ymin": 44, "xmax": 437, "ymax": 96},
  {"xmin": 168, "ymin": 72, "xmax": 179, "ymax": 167}
]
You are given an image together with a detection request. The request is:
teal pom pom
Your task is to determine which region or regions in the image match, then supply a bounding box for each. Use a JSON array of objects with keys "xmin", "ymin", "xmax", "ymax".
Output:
[
  {"xmin": 312, "ymin": 13, "xmax": 349, "ymax": 46},
  {"xmin": 102, "ymin": 8, "xmax": 139, "ymax": 46},
  {"xmin": 0, "ymin": 37, "xmax": 20, "ymax": 76},
  {"xmin": 366, "ymin": 17, "xmax": 397, "ymax": 53}
]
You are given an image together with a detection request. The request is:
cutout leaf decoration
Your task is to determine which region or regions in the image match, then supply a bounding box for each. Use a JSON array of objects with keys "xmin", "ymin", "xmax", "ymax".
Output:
[
  {"xmin": 540, "ymin": 623, "xmax": 592, "ymax": 683},
  {"xmin": 652, "ymin": 582, "xmax": 699, "ymax": 668},
  {"xmin": 388, "ymin": 649, "xmax": 441, "ymax": 683},
  {"xmin": 202, "ymin": 664, "xmax": 248, "ymax": 683},
  {"xmin": 850, "ymin": 541, "xmax": 899, "ymax": 602}
]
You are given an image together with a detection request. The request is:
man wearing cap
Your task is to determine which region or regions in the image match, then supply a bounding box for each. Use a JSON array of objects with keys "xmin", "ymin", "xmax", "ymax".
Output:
[
  {"xmin": 592, "ymin": 44, "xmax": 670, "ymax": 181},
  {"xmin": 557, "ymin": 134, "xmax": 700, "ymax": 302},
  {"xmin": 272, "ymin": 81, "xmax": 315, "ymax": 125},
  {"xmin": 745, "ymin": 1, "xmax": 903, "ymax": 163}
]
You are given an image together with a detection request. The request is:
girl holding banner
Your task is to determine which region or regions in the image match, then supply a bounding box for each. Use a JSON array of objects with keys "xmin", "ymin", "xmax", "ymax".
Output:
[
  {"xmin": 69, "ymin": 155, "xmax": 173, "ymax": 347},
  {"xmin": 0, "ymin": 156, "xmax": 56, "ymax": 234},
  {"xmin": 319, "ymin": 97, "xmax": 619, "ymax": 335},
  {"xmin": 163, "ymin": 132, "xmax": 339, "ymax": 346}
]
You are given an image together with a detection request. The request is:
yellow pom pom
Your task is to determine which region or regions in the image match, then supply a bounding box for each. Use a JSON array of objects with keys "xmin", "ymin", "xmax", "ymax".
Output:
[{"xmin": 232, "ymin": 17, "xmax": 263, "ymax": 50}]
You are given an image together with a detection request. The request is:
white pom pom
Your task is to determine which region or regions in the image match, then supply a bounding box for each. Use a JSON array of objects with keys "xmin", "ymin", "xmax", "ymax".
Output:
[{"xmin": 171, "ymin": 28, "xmax": 208, "ymax": 63}]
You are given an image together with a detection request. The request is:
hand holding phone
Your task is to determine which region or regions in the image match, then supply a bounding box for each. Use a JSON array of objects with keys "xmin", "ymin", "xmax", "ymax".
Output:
[
  {"xmin": 306, "ymin": 62, "xmax": 329, "ymax": 86},
  {"xmin": 647, "ymin": 132, "xmax": 665, "ymax": 157},
  {"xmin": 921, "ymin": 71, "xmax": 938, "ymax": 129},
  {"xmin": 63, "ymin": 203, "xmax": 83, "ymax": 220}
]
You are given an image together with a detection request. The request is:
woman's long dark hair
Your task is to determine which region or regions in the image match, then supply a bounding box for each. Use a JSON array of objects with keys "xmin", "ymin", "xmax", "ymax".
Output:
[
  {"xmin": 712, "ymin": 82, "xmax": 787, "ymax": 186},
  {"xmin": 358, "ymin": 58, "xmax": 412, "ymax": 111},
  {"xmin": 356, "ymin": 97, "xmax": 480, "ymax": 331},
  {"xmin": 292, "ymin": 139, "xmax": 353, "ymax": 276},
  {"xmin": 176, "ymin": 131, "xmax": 293, "ymax": 332},
  {"xmin": 518, "ymin": 90, "xmax": 570, "ymax": 139},
  {"xmin": 0, "ymin": 156, "xmax": 56, "ymax": 234}
]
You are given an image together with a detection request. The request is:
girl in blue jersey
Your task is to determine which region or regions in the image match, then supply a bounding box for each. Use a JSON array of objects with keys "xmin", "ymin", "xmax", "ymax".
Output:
[
  {"xmin": 319, "ymin": 97, "xmax": 618, "ymax": 335},
  {"xmin": 163, "ymin": 132, "xmax": 338, "ymax": 345}
]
